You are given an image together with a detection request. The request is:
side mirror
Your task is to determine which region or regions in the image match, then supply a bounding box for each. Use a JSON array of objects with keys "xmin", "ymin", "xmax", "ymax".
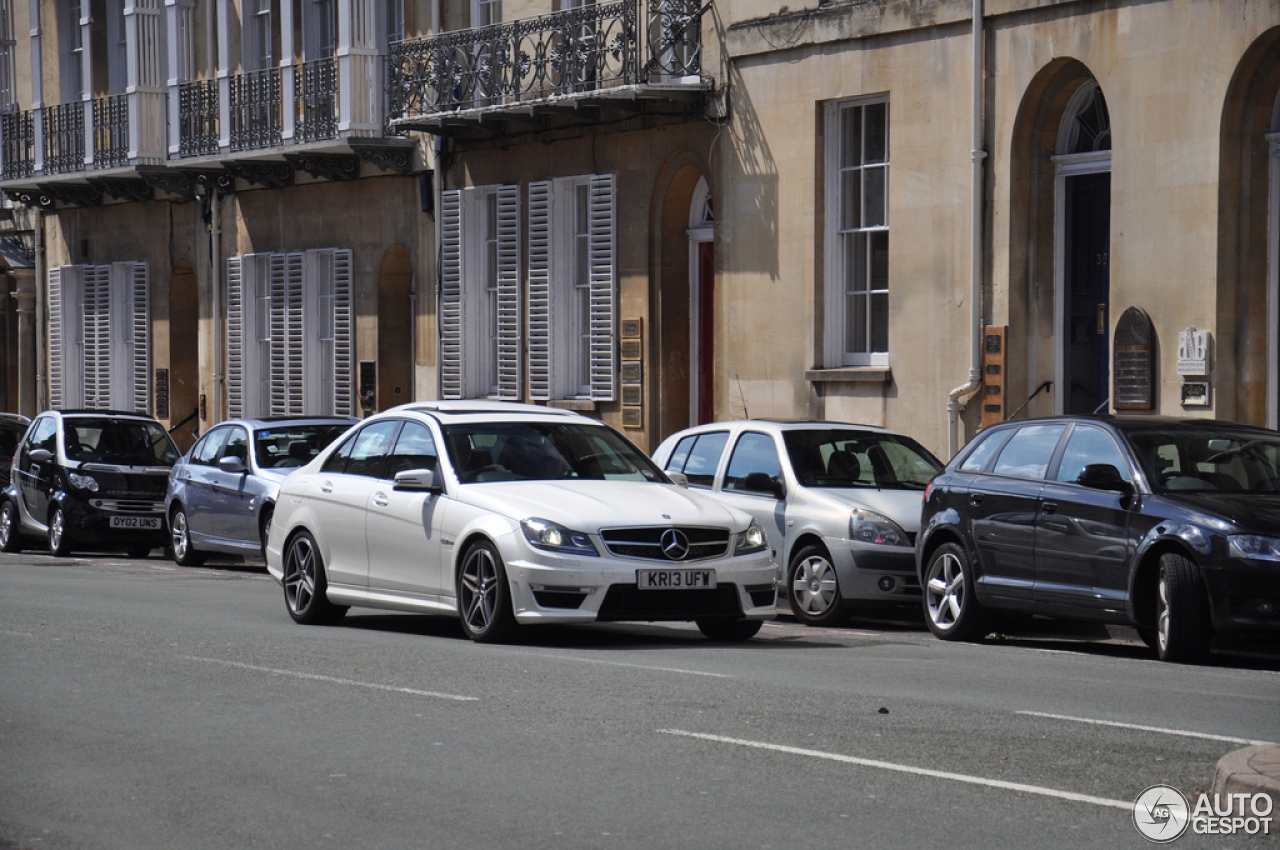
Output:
[
  {"xmin": 218, "ymin": 455, "xmax": 247, "ymax": 473},
  {"xmin": 394, "ymin": 468, "xmax": 442, "ymax": 493},
  {"xmin": 667, "ymin": 471, "xmax": 689, "ymax": 488},
  {"xmin": 1078, "ymin": 463, "xmax": 1133, "ymax": 496},
  {"xmin": 743, "ymin": 471, "xmax": 785, "ymax": 499},
  {"xmin": 29, "ymin": 448, "xmax": 53, "ymax": 463}
]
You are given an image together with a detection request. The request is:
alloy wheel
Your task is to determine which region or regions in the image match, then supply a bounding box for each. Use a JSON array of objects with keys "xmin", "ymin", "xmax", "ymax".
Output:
[
  {"xmin": 925, "ymin": 549, "xmax": 965, "ymax": 631},
  {"xmin": 284, "ymin": 535, "xmax": 318, "ymax": 616},
  {"xmin": 460, "ymin": 546, "xmax": 501, "ymax": 635}
]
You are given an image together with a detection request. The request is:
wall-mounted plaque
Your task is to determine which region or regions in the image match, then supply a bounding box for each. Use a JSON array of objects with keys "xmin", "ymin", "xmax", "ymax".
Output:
[
  {"xmin": 622, "ymin": 407, "xmax": 643, "ymax": 429},
  {"xmin": 622, "ymin": 385, "xmax": 642, "ymax": 406},
  {"xmin": 621, "ymin": 361, "xmax": 643, "ymax": 385},
  {"xmin": 154, "ymin": 368, "xmax": 170, "ymax": 419},
  {"xmin": 621, "ymin": 339, "xmax": 642, "ymax": 361},
  {"xmin": 621, "ymin": 318, "xmax": 643, "ymax": 339},
  {"xmin": 1113, "ymin": 306, "xmax": 1155, "ymax": 411}
]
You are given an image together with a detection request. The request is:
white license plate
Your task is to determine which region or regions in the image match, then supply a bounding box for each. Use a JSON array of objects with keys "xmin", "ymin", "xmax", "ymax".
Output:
[
  {"xmin": 636, "ymin": 569, "xmax": 716, "ymax": 590},
  {"xmin": 109, "ymin": 516, "xmax": 161, "ymax": 530}
]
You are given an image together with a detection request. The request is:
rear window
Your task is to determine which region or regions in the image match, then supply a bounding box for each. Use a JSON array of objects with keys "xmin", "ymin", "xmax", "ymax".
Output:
[
  {"xmin": 990, "ymin": 424, "xmax": 1067, "ymax": 480},
  {"xmin": 663, "ymin": 431, "xmax": 729, "ymax": 488}
]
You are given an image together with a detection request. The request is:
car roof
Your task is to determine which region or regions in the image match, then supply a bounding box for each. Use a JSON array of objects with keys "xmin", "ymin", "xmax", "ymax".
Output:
[
  {"xmin": 987, "ymin": 414, "xmax": 1276, "ymax": 435},
  {"xmin": 212, "ymin": 416, "xmax": 359, "ymax": 429},
  {"xmin": 668, "ymin": 419, "xmax": 900, "ymax": 437},
  {"xmin": 53, "ymin": 409, "xmax": 163, "ymax": 422},
  {"xmin": 388, "ymin": 401, "xmax": 591, "ymax": 423}
]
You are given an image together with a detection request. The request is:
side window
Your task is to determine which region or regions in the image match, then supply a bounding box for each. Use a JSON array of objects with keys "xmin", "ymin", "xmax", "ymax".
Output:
[
  {"xmin": 387, "ymin": 422, "xmax": 438, "ymax": 478},
  {"xmin": 341, "ymin": 421, "xmax": 401, "ymax": 479},
  {"xmin": 680, "ymin": 432, "xmax": 729, "ymax": 488},
  {"xmin": 321, "ymin": 431, "xmax": 357, "ymax": 474},
  {"xmin": 221, "ymin": 428, "xmax": 250, "ymax": 466},
  {"xmin": 663, "ymin": 435, "xmax": 697, "ymax": 474},
  {"xmin": 190, "ymin": 428, "xmax": 230, "ymax": 467},
  {"xmin": 724, "ymin": 432, "xmax": 782, "ymax": 491},
  {"xmin": 24, "ymin": 418, "xmax": 57, "ymax": 458},
  {"xmin": 958, "ymin": 428, "xmax": 1014, "ymax": 473},
  {"xmin": 1055, "ymin": 426, "xmax": 1130, "ymax": 484},
  {"xmin": 991, "ymin": 424, "xmax": 1067, "ymax": 480}
]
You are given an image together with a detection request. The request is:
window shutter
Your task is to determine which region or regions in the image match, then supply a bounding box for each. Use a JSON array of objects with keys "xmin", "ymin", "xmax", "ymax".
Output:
[
  {"xmin": 48, "ymin": 267, "xmax": 65, "ymax": 410},
  {"xmin": 495, "ymin": 184, "xmax": 521, "ymax": 400},
  {"xmin": 83, "ymin": 264, "xmax": 112, "ymax": 410},
  {"xmin": 270, "ymin": 253, "xmax": 303, "ymax": 415},
  {"xmin": 331, "ymin": 248, "xmax": 353, "ymax": 415},
  {"xmin": 107, "ymin": 262, "xmax": 150, "ymax": 414},
  {"xmin": 527, "ymin": 180, "xmax": 552, "ymax": 400},
  {"xmin": 440, "ymin": 188, "xmax": 464, "ymax": 399},
  {"xmin": 130, "ymin": 262, "xmax": 150, "ymax": 414},
  {"xmin": 588, "ymin": 173, "xmax": 616, "ymax": 401},
  {"xmin": 226, "ymin": 256, "xmax": 245, "ymax": 418}
]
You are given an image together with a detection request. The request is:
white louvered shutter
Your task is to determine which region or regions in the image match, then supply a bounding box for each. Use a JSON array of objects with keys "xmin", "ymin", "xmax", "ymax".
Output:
[
  {"xmin": 440, "ymin": 189, "xmax": 464, "ymax": 399},
  {"xmin": 108, "ymin": 262, "xmax": 150, "ymax": 414},
  {"xmin": 48, "ymin": 268, "xmax": 65, "ymax": 409},
  {"xmin": 330, "ymin": 249, "xmax": 353, "ymax": 415},
  {"xmin": 225, "ymin": 256, "xmax": 245, "ymax": 418},
  {"xmin": 269, "ymin": 253, "xmax": 302, "ymax": 415},
  {"xmin": 588, "ymin": 173, "xmax": 616, "ymax": 401},
  {"xmin": 495, "ymin": 184, "xmax": 521, "ymax": 400},
  {"xmin": 527, "ymin": 180, "xmax": 552, "ymax": 400},
  {"xmin": 82, "ymin": 264, "xmax": 112, "ymax": 410}
]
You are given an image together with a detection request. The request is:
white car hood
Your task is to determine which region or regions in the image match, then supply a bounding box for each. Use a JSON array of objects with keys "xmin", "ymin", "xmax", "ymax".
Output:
[
  {"xmin": 809, "ymin": 487, "xmax": 927, "ymax": 532},
  {"xmin": 459, "ymin": 480, "xmax": 751, "ymax": 531}
]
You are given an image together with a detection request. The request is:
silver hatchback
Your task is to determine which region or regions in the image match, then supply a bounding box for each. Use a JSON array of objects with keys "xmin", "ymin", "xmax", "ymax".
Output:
[
  {"xmin": 652, "ymin": 421, "xmax": 943, "ymax": 626},
  {"xmin": 165, "ymin": 416, "xmax": 356, "ymax": 565}
]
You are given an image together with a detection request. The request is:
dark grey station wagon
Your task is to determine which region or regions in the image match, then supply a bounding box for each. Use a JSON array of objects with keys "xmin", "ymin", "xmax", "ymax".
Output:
[{"xmin": 916, "ymin": 416, "xmax": 1280, "ymax": 662}]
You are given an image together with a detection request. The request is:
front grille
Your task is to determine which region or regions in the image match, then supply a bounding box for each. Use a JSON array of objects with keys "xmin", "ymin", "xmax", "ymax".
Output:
[
  {"xmin": 93, "ymin": 499, "xmax": 164, "ymax": 515},
  {"xmin": 83, "ymin": 469, "xmax": 170, "ymax": 498},
  {"xmin": 596, "ymin": 584, "xmax": 744, "ymax": 621},
  {"xmin": 600, "ymin": 526, "xmax": 730, "ymax": 562}
]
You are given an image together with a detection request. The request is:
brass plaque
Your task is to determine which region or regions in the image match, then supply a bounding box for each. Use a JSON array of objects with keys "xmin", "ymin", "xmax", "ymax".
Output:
[
  {"xmin": 621, "ymin": 339, "xmax": 642, "ymax": 361},
  {"xmin": 621, "ymin": 362, "xmax": 643, "ymax": 385},
  {"xmin": 622, "ymin": 385, "xmax": 642, "ymax": 406},
  {"xmin": 621, "ymin": 318, "xmax": 642, "ymax": 339},
  {"xmin": 622, "ymin": 407, "xmax": 643, "ymax": 428}
]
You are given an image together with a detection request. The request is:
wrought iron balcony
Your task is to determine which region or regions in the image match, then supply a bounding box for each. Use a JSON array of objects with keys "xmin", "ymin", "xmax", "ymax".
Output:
[{"xmin": 387, "ymin": 0, "xmax": 709, "ymax": 131}]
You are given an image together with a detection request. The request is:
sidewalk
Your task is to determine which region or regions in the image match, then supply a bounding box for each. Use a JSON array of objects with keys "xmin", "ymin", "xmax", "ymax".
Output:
[{"xmin": 1212, "ymin": 743, "xmax": 1280, "ymax": 829}]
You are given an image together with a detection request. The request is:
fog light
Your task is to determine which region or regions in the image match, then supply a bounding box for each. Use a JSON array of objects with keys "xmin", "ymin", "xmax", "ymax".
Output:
[
  {"xmin": 1258, "ymin": 600, "xmax": 1276, "ymax": 616},
  {"xmin": 878, "ymin": 576, "xmax": 896, "ymax": 592}
]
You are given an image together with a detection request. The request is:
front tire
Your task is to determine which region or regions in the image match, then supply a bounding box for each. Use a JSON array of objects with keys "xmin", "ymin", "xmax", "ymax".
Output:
[
  {"xmin": 0, "ymin": 500, "xmax": 23, "ymax": 552},
  {"xmin": 48, "ymin": 506, "xmax": 71, "ymax": 557},
  {"xmin": 922, "ymin": 542, "xmax": 988, "ymax": 641},
  {"xmin": 787, "ymin": 545, "xmax": 845, "ymax": 626},
  {"xmin": 282, "ymin": 531, "xmax": 347, "ymax": 626},
  {"xmin": 696, "ymin": 618, "xmax": 764, "ymax": 641},
  {"xmin": 458, "ymin": 541, "xmax": 516, "ymax": 643},
  {"xmin": 1155, "ymin": 553, "xmax": 1211, "ymax": 663},
  {"xmin": 169, "ymin": 506, "xmax": 205, "ymax": 567}
]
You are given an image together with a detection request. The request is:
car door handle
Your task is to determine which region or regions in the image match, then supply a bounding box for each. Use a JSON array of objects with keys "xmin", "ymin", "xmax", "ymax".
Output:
[
  {"xmin": 320, "ymin": 481, "xmax": 334, "ymax": 494},
  {"xmin": 1042, "ymin": 501, "xmax": 1058, "ymax": 514},
  {"xmin": 372, "ymin": 492, "xmax": 389, "ymax": 508},
  {"xmin": 969, "ymin": 494, "xmax": 984, "ymax": 506}
]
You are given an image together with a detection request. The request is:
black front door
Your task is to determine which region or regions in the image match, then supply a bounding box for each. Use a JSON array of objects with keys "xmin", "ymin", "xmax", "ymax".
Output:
[{"xmin": 1063, "ymin": 172, "xmax": 1111, "ymax": 414}]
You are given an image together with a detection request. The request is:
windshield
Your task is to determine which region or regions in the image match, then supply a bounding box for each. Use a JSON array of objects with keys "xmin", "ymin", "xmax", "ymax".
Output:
[
  {"xmin": 64, "ymin": 417, "xmax": 180, "ymax": 465},
  {"xmin": 254, "ymin": 423, "xmax": 353, "ymax": 469},
  {"xmin": 443, "ymin": 422, "xmax": 666, "ymax": 483},
  {"xmin": 782, "ymin": 428, "xmax": 943, "ymax": 490},
  {"xmin": 1126, "ymin": 427, "xmax": 1280, "ymax": 494}
]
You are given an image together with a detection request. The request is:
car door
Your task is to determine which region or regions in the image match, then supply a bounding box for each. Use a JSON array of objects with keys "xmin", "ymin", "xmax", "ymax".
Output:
[
  {"xmin": 365, "ymin": 420, "xmax": 448, "ymax": 596},
  {"xmin": 966, "ymin": 423, "xmax": 1067, "ymax": 604},
  {"xmin": 1033, "ymin": 423, "xmax": 1135, "ymax": 615},
  {"xmin": 176, "ymin": 427, "xmax": 231, "ymax": 542},
  {"xmin": 661, "ymin": 430, "xmax": 730, "ymax": 491},
  {"xmin": 208, "ymin": 426, "xmax": 256, "ymax": 544},
  {"xmin": 714, "ymin": 430, "xmax": 787, "ymax": 561},
  {"xmin": 310, "ymin": 420, "xmax": 400, "ymax": 588},
  {"xmin": 15, "ymin": 416, "xmax": 57, "ymax": 526}
]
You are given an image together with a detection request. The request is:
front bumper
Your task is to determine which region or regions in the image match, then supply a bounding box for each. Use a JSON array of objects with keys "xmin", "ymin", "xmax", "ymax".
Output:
[
  {"xmin": 61, "ymin": 496, "xmax": 168, "ymax": 546},
  {"xmin": 823, "ymin": 534, "xmax": 921, "ymax": 604},
  {"xmin": 506, "ymin": 550, "xmax": 778, "ymax": 625},
  {"xmin": 1204, "ymin": 559, "xmax": 1280, "ymax": 637}
]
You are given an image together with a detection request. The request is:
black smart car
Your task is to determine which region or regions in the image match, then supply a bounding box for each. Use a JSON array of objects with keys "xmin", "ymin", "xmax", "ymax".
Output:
[
  {"xmin": 916, "ymin": 416, "xmax": 1280, "ymax": 663},
  {"xmin": 0, "ymin": 410, "xmax": 180, "ymax": 557}
]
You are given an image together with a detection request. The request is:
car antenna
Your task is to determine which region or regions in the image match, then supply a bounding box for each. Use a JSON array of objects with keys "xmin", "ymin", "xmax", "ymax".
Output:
[{"xmin": 736, "ymin": 374, "xmax": 749, "ymax": 419}]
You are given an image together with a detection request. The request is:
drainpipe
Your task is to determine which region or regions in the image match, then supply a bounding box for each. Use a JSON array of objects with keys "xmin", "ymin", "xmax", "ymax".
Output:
[
  {"xmin": 947, "ymin": 0, "xmax": 986, "ymax": 458},
  {"xmin": 209, "ymin": 188, "xmax": 222, "ymax": 424}
]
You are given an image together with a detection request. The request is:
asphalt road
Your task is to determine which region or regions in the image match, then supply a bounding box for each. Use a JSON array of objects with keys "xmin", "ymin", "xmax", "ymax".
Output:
[{"xmin": 1, "ymin": 551, "xmax": 1278, "ymax": 850}]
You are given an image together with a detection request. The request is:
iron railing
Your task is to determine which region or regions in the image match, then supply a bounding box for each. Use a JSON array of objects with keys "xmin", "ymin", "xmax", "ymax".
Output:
[
  {"xmin": 178, "ymin": 79, "xmax": 219, "ymax": 157},
  {"xmin": 229, "ymin": 67, "xmax": 282, "ymax": 152},
  {"xmin": 43, "ymin": 102, "xmax": 86, "ymax": 174},
  {"xmin": 295, "ymin": 57, "xmax": 339, "ymax": 143},
  {"xmin": 92, "ymin": 94, "xmax": 129, "ymax": 169},
  {"xmin": 387, "ymin": 0, "xmax": 704, "ymax": 120},
  {"xmin": 1, "ymin": 109, "xmax": 33, "ymax": 179}
]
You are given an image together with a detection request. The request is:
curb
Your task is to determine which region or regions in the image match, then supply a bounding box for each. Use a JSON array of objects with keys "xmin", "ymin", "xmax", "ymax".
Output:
[{"xmin": 1211, "ymin": 743, "xmax": 1280, "ymax": 830}]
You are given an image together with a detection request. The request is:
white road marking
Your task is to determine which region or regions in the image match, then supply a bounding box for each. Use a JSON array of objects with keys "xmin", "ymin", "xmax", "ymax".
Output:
[
  {"xmin": 507, "ymin": 650, "xmax": 730, "ymax": 678},
  {"xmin": 658, "ymin": 729, "xmax": 1132, "ymax": 810},
  {"xmin": 182, "ymin": 656, "xmax": 478, "ymax": 701},
  {"xmin": 1017, "ymin": 711, "xmax": 1274, "ymax": 746}
]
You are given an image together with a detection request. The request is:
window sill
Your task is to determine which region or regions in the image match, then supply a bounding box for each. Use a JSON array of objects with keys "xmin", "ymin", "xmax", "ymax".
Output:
[
  {"xmin": 805, "ymin": 367, "xmax": 892, "ymax": 384},
  {"xmin": 547, "ymin": 399, "xmax": 598, "ymax": 412}
]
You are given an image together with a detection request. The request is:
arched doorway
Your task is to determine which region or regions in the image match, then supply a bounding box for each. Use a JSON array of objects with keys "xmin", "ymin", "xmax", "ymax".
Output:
[
  {"xmin": 688, "ymin": 177, "xmax": 715, "ymax": 425},
  {"xmin": 377, "ymin": 245, "xmax": 414, "ymax": 413},
  {"xmin": 1054, "ymin": 81, "xmax": 1112, "ymax": 414}
]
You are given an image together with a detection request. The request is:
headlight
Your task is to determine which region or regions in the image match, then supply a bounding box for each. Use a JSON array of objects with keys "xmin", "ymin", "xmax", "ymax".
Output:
[
  {"xmin": 735, "ymin": 519, "xmax": 768, "ymax": 555},
  {"xmin": 67, "ymin": 472, "xmax": 99, "ymax": 491},
  {"xmin": 849, "ymin": 509, "xmax": 909, "ymax": 546},
  {"xmin": 1228, "ymin": 534, "xmax": 1280, "ymax": 562},
  {"xmin": 520, "ymin": 518, "xmax": 598, "ymax": 556}
]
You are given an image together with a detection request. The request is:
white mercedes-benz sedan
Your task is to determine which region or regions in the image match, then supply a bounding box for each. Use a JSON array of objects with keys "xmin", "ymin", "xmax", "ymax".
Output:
[{"xmin": 265, "ymin": 402, "xmax": 777, "ymax": 642}]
